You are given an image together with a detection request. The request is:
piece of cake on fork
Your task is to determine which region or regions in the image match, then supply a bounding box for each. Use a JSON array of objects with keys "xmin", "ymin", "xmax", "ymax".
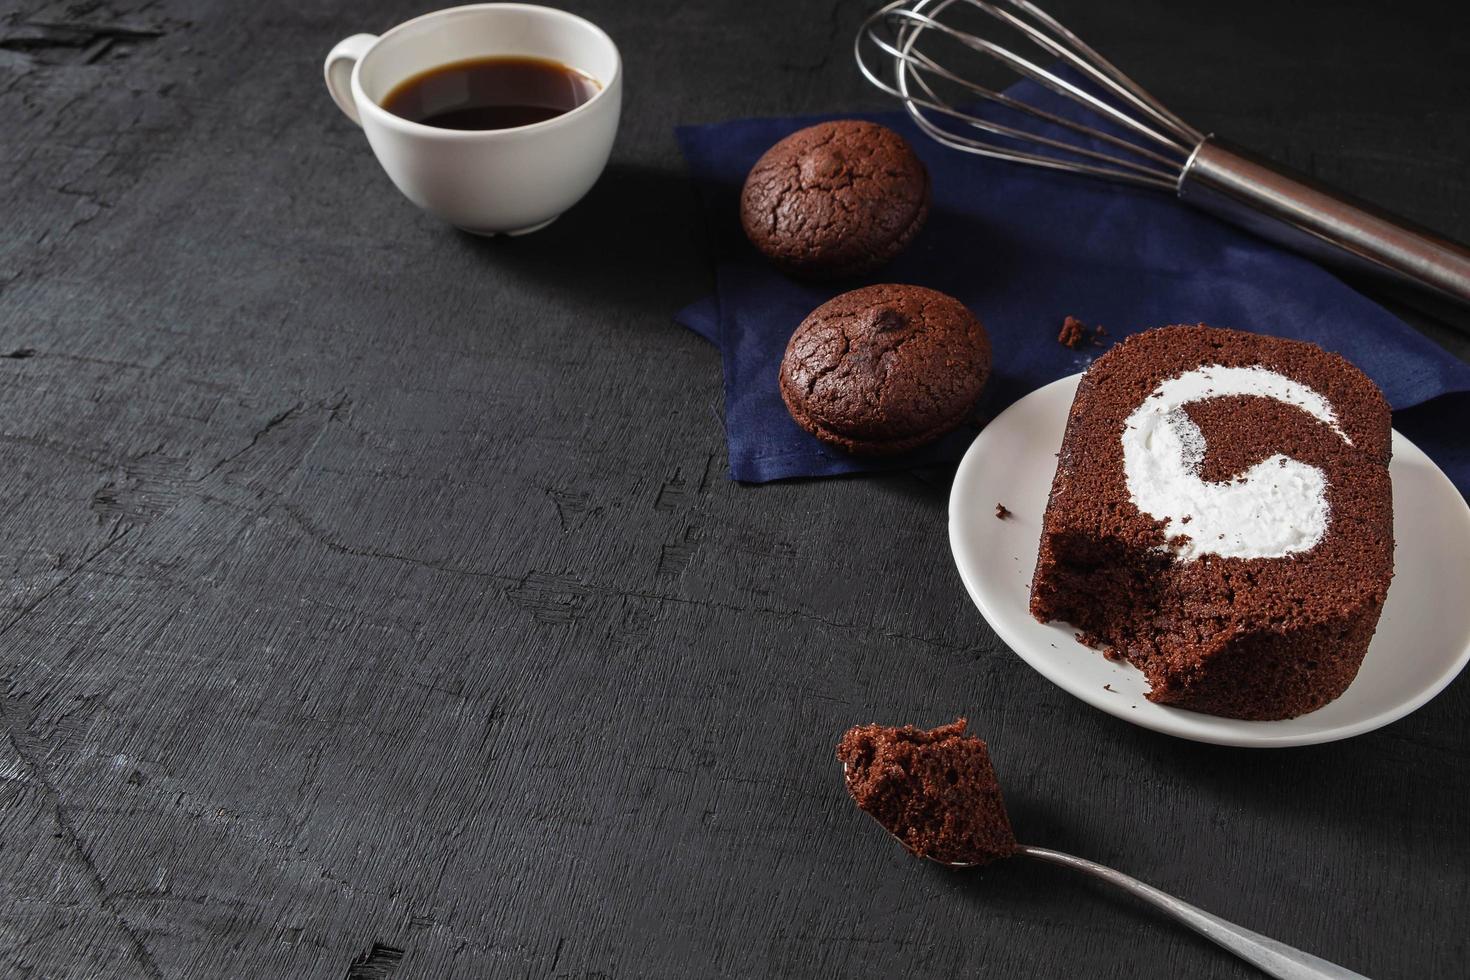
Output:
[{"xmin": 1029, "ymin": 325, "xmax": 1394, "ymax": 720}]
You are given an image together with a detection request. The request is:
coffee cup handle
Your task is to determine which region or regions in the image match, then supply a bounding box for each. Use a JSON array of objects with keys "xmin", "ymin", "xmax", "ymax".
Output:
[{"xmin": 324, "ymin": 34, "xmax": 378, "ymax": 127}]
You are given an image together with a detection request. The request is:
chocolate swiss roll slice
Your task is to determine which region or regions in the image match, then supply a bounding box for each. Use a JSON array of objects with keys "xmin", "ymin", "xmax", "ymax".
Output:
[{"xmin": 1029, "ymin": 325, "xmax": 1394, "ymax": 720}]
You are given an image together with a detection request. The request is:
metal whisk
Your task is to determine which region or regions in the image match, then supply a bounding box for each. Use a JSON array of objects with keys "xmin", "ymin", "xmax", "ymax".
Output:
[{"xmin": 856, "ymin": 0, "xmax": 1470, "ymax": 306}]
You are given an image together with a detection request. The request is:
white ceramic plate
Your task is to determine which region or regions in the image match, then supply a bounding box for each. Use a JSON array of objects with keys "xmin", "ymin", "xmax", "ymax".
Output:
[{"xmin": 949, "ymin": 373, "xmax": 1470, "ymax": 747}]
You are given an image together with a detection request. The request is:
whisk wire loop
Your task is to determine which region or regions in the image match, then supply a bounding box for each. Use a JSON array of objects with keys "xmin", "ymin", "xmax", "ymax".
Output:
[
  {"xmin": 867, "ymin": 23, "xmax": 1186, "ymax": 185},
  {"xmin": 855, "ymin": 0, "xmax": 1200, "ymax": 189},
  {"xmin": 1001, "ymin": 0, "xmax": 1203, "ymax": 144}
]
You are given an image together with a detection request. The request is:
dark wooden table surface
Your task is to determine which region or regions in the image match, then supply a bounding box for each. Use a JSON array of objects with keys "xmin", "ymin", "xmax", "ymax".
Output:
[{"xmin": 3, "ymin": 0, "xmax": 1468, "ymax": 977}]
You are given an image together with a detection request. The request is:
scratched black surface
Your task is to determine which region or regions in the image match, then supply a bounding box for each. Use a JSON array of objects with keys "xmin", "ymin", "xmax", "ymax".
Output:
[{"xmin": 1, "ymin": 1, "xmax": 1467, "ymax": 977}]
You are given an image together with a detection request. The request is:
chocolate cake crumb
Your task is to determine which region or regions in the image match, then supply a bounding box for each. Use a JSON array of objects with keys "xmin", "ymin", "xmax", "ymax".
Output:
[
  {"xmin": 1058, "ymin": 315, "xmax": 1087, "ymax": 349},
  {"xmin": 837, "ymin": 719, "xmax": 1017, "ymax": 866},
  {"xmin": 994, "ymin": 503, "xmax": 1011, "ymax": 520}
]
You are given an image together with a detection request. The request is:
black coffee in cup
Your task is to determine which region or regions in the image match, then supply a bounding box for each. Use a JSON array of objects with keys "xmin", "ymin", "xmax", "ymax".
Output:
[{"xmin": 381, "ymin": 55, "xmax": 600, "ymax": 131}]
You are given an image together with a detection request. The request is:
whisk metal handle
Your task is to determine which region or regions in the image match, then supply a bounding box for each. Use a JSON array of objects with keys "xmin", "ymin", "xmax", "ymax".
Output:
[{"xmin": 1179, "ymin": 138, "xmax": 1470, "ymax": 304}]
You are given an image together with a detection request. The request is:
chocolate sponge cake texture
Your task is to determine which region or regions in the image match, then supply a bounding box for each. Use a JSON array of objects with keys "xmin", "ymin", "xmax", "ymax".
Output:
[
  {"xmin": 838, "ymin": 719, "xmax": 1017, "ymax": 866},
  {"xmin": 1029, "ymin": 325, "xmax": 1394, "ymax": 720}
]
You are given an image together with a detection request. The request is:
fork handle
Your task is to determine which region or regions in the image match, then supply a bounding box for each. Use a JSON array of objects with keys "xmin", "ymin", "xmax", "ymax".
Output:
[{"xmin": 1020, "ymin": 845, "xmax": 1370, "ymax": 979}]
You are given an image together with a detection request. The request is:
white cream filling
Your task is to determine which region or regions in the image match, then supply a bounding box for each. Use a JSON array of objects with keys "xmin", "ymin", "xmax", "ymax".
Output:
[{"xmin": 1121, "ymin": 365, "xmax": 1350, "ymax": 562}]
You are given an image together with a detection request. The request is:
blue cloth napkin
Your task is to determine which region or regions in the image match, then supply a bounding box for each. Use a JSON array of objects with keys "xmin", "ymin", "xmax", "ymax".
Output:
[{"xmin": 674, "ymin": 86, "xmax": 1470, "ymax": 494}]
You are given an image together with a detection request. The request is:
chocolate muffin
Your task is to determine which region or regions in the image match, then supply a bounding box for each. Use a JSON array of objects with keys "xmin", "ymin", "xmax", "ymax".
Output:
[
  {"xmin": 837, "ymin": 719, "xmax": 1017, "ymax": 866},
  {"xmin": 740, "ymin": 120, "xmax": 930, "ymax": 279},
  {"xmin": 779, "ymin": 284, "xmax": 990, "ymax": 456},
  {"xmin": 1029, "ymin": 325, "xmax": 1394, "ymax": 720}
]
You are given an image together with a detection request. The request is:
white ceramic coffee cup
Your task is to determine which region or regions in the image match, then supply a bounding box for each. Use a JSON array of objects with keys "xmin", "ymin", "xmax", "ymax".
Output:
[{"xmin": 324, "ymin": 4, "xmax": 622, "ymax": 235}]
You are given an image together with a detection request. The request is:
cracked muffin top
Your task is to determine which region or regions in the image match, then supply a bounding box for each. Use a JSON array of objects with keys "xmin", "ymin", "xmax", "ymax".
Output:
[
  {"xmin": 778, "ymin": 284, "xmax": 990, "ymax": 456},
  {"xmin": 739, "ymin": 120, "xmax": 930, "ymax": 279}
]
